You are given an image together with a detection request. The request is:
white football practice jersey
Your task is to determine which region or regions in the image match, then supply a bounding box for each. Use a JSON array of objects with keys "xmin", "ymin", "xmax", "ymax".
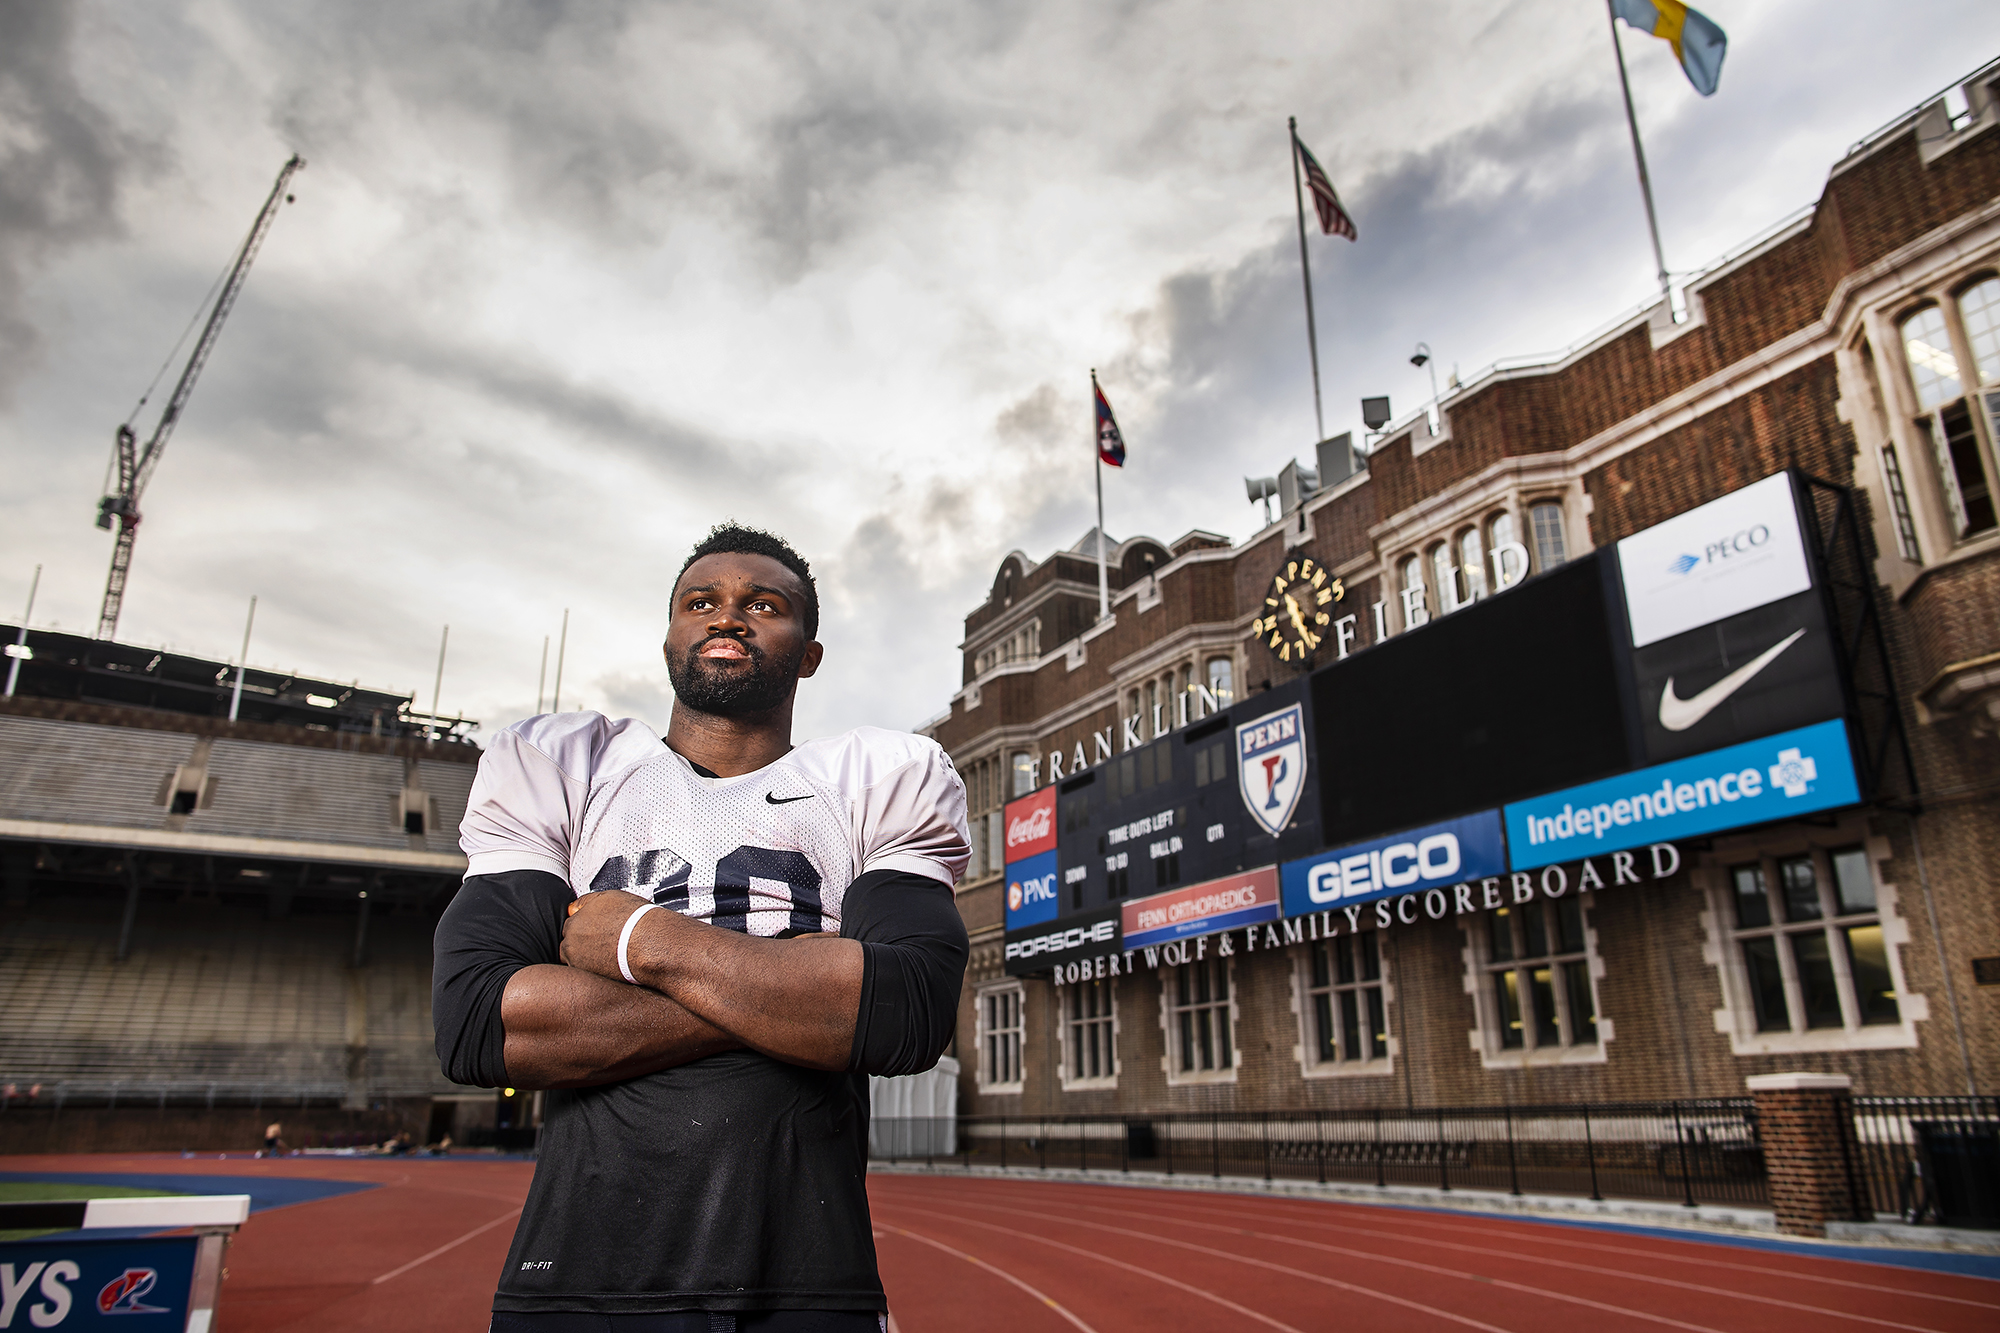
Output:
[{"xmin": 459, "ymin": 712, "xmax": 969, "ymax": 935}]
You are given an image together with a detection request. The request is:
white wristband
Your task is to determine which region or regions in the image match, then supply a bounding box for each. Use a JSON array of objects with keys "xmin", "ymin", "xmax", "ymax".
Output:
[{"xmin": 617, "ymin": 903, "xmax": 659, "ymax": 984}]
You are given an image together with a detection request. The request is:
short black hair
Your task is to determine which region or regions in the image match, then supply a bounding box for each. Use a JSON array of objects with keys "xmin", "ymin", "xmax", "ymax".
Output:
[{"xmin": 675, "ymin": 523, "xmax": 820, "ymax": 640}]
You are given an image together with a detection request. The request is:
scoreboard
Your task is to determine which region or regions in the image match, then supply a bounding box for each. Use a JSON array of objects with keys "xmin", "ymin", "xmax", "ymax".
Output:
[{"xmin": 1004, "ymin": 676, "xmax": 1324, "ymax": 975}]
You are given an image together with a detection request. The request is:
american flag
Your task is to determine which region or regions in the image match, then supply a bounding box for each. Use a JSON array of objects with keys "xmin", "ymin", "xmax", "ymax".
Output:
[{"xmin": 1294, "ymin": 133, "xmax": 1356, "ymax": 241}]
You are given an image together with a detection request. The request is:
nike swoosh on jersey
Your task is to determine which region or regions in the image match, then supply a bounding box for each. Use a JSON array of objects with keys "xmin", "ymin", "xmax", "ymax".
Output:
[
  {"xmin": 765, "ymin": 792, "xmax": 815, "ymax": 804},
  {"xmin": 1658, "ymin": 628, "xmax": 1807, "ymax": 732}
]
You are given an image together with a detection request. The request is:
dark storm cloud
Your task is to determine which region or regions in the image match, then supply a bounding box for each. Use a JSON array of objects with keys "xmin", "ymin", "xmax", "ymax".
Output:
[
  {"xmin": 251, "ymin": 0, "xmax": 1001, "ymax": 276},
  {"xmin": 0, "ymin": 5, "xmax": 143, "ymax": 401}
]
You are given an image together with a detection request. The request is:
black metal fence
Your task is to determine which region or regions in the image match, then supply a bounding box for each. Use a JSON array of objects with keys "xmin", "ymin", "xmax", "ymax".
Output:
[
  {"xmin": 870, "ymin": 1101, "xmax": 1767, "ymax": 1208},
  {"xmin": 1852, "ymin": 1095, "xmax": 2000, "ymax": 1228}
]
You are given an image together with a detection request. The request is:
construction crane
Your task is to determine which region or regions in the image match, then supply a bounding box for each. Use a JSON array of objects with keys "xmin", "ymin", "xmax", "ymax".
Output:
[{"xmin": 94, "ymin": 154, "xmax": 305, "ymax": 641}]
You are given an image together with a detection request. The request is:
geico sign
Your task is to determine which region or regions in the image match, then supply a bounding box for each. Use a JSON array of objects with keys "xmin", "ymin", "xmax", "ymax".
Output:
[
  {"xmin": 1307, "ymin": 833, "xmax": 1462, "ymax": 904},
  {"xmin": 1004, "ymin": 917, "xmax": 1117, "ymax": 961},
  {"xmin": 1006, "ymin": 806, "xmax": 1052, "ymax": 851},
  {"xmin": 1006, "ymin": 870, "xmax": 1058, "ymax": 913}
]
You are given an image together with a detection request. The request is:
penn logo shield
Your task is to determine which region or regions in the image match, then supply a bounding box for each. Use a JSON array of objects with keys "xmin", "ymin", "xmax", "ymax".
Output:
[{"xmin": 1236, "ymin": 703, "xmax": 1306, "ymax": 837}]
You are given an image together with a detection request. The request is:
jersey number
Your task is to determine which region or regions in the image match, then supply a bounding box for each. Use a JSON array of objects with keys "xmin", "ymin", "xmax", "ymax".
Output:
[{"xmin": 590, "ymin": 845, "xmax": 826, "ymax": 936}]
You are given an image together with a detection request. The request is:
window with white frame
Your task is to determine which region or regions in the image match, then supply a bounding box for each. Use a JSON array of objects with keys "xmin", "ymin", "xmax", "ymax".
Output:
[
  {"xmin": 979, "ymin": 984, "xmax": 1024, "ymax": 1092},
  {"xmin": 1487, "ymin": 510, "xmax": 1527, "ymax": 588},
  {"xmin": 1398, "ymin": 553, "xmax": 1428, "ymax": 629},
  {"xmin": 1304, "ymin": 932, "xmax": 1390, "ymax": 1070},
  {"xmin": 1529, "ymin": 500, "xmax": 1568, "ymax": 572},
  {"xmin": 976, "ymin": 618, "xmax": 1044, "ymax": 676},
  {"xmin": 1455, "ymin": 525, "xmax": 1486, "ymax": 603},
  {"xmin": 1204, "ymin": 656, "xmax": 1234, "ymax": 708},
  {"xmin": 1901, "ymin": 298, "xmax": 1998, "ymax": 539},
  {"xmin": 1010, "ymin": 751, "xmax": 1035, "ymax": 797},
  {"xmin": 1166, "ymin": 957, "xmax": 1235, "ymax": 1081},
  {"xmin": 1063, "ymin": 978, "xmax": 1116, "ymax": 1086},
  {"xmin": 1479, "ymin": 897, "xmax": 1599, "ymax": 1056},
  {"xmin": 1726, "ymin": 848, "xmax": 1900, "ymax": 1036},
  {"xmin": 1429, "ymin": 542, "xmax": 1458, "ymax": 615}
]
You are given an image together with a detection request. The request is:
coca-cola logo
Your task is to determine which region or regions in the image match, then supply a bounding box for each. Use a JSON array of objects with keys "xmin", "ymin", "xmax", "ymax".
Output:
[{"xmin": 1007, "ymin": 807, "xmax": 1053, "ymax": 849}]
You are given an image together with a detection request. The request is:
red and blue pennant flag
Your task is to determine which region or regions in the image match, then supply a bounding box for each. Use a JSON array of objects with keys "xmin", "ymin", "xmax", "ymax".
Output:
[
  {"xmin": 1093, "ymin": 375, "xmax": 1126, "ymax": 467},
  {"xmin": 1293, "ymin": 134, "xmax": 1357, "ymax": 241}
]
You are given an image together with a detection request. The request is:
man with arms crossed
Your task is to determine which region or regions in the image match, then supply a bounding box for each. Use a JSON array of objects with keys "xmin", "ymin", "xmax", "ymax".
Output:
[{"xmin": 433, "ymin": 526, "xmax": 969, "ymax": 1332}]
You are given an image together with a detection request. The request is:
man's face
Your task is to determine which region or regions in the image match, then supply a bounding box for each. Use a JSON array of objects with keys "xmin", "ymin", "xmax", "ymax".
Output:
[{"xmin": 664, "ymin": 552, "xmax": 821, "ymax": 718}]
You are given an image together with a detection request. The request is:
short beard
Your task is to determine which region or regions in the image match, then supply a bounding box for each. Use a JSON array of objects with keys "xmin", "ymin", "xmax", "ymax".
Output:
[{"xmin": 666, "ymin": 635, "xmax": 804, "ymax": 718}]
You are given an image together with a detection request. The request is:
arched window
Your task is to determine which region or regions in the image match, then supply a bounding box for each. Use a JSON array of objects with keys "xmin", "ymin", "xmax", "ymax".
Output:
[
  {"xmin": 1205, "ymin": 656, "xmax": 1234, "ymax": 707},
  {"xmin": 1429, "ymin": 543, "xmax": 1456, "ymax": 614},
  {"xmin": 1455, "ymin": 526, "xmax": 1485, "ymax": 603},
  {"xmin": 1529, "ymin": 501, "xmax": 1567, "ymax": 572},
  {"xmin": 1960, "ymin": 278, "xmax": 2000, "ymax": 387},
  {"xmin": 1901, "ymin": 306, "xmax": 1962, "ymax": 411},
  {"xmin": 1904, "ymin": 297, "xmax": 1997, "ymax": 538},
  {"xmin": 1399, "ymin": 554, "xmax": 1427, "ymax": 630},
  {"xmin": 1485, "ymin": 511, "xmax": 1525, "ymax": 589}
]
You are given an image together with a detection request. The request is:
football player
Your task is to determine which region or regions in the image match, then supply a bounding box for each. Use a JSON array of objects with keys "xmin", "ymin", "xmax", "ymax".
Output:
[{"xmin": 433, "ymin": 525, "xmax": 969, "ymax": 1332}]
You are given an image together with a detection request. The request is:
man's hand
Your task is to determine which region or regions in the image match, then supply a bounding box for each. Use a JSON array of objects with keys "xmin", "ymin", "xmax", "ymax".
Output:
[
  {"xmin": 561, "ymin": 889, "xmax": 864, "ymax": 1071},
  {"xmin": 560, "ymin": 889, "xmax": 652, "ymax": 980}
]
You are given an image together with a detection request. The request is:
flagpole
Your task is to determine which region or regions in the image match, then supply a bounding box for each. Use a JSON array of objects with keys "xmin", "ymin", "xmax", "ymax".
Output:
[
  {"xmin": 5, "ymin": 564, "xmax": 40, "ymax": 699},
  {"xmin": 1607, "ymin": 1, "xmax": 1673, "ymax": 308},
  {"xmin": 1288, "ymin": 117, "xmax": 1325, "ymax": 442},
  {"xmin": 1092, "ymin": 371, "xmax": 1110, "ymax": 622}
]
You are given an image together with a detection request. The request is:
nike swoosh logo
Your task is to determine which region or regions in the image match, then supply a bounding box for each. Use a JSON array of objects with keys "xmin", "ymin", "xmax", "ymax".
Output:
[
  {"xmin": 765, "ymin": 792, "xmax": 814, "ymax": 805},
  {"xmin": 1658, "ymin": 628, "xmax": 1807, "ymax": 732}
]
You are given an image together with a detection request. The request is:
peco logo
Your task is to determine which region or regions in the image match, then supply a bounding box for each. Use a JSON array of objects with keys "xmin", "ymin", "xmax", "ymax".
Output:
[
  {"xmin": 1618, "ymin": 473, "xmax": 1811, "ymax": 648},
  {"xmin": 1668, "ymin": 523, "xmax": 1770, "ymax": 577}
]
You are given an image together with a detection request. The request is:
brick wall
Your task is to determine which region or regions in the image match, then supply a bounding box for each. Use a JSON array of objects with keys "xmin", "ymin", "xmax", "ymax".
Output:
[{"xmin": 1748, "ymin": 1078, "xmax": 1864, "ymax": 1236}]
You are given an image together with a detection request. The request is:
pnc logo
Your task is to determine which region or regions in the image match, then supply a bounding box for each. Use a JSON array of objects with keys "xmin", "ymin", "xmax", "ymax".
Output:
[{"xmin": 1008, "ymin": 872, "xmax": 1057, "ymax": 913}]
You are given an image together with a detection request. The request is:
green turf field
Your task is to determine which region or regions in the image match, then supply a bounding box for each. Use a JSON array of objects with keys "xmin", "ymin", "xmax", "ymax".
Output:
[{"xmin": 0, "ymin": 1181, "xmax": 187, "ymax": 1241}]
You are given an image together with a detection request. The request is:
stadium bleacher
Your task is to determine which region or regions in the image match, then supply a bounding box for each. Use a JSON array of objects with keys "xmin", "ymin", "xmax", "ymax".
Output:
[{"xmin": 0, "ymin": 643, "xmax": 493, "ymax": 1152}]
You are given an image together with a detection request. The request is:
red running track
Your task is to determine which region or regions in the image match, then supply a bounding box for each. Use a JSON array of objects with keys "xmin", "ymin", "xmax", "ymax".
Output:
[{"xmin": 6, "ymin": 1155, "xmax": 1995, "ymax": 1331}]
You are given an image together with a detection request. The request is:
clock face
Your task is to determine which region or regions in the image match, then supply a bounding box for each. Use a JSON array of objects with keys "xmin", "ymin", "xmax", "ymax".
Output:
[{"xmin": 1253, "ymin": 556, "xmax": 1343, "ymax": 663}]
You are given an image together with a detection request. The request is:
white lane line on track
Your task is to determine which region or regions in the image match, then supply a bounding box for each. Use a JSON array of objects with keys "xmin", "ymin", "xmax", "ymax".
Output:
[
  {"xmin": 890, "ymin": 1192, "xmax": 1727, "ymax": 1333},
  {"xmin": 1125, "ymin": 1203, "xmax": 1952, "ymax": 1333},
  {"xmin": 877, "ymin": 1224, "xmax": 1098, "ymax": 1332},
  {"xmin": 883, "ymin": 1200, "xmax": 1479, "ymax": 1333},
  {"xmin": 1080, "ymin": 1188, "xmax": 2000, "ymax": 1313},
  {"xmin": 371, "ymin": 1208, "xmax": 523, "ymax": 1285}
]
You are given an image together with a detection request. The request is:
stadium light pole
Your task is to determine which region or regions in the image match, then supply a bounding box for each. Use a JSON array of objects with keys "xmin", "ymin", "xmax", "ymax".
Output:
[
  {"xmin": 228, "ymin": 595, "xmax": 257, "ymax": 722},
  {"xmin": 427, "ymin": 624, "xmax": 449, "ymax": 742},
  {"xmin": 4, "ymin": 564, "xmax": 39, "ymax": 699},
  {"xmin": 551, "ymin": 609, "xmax": 569, "ymax": 712},
  {"xmin": 536, "ymin": 634, "xmax": 549, "ymax": 714}
]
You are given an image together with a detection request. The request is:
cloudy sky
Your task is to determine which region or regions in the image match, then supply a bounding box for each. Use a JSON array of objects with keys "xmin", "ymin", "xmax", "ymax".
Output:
[{"xmin": 3, "ymin": 1, "xmax": 1995, "ymax": 742}]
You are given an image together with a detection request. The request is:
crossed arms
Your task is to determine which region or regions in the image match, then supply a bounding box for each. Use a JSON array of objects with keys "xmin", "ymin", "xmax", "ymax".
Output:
[{"xmin": 432, "ymin": 869, "xmax": 967, "ymax": 1090}]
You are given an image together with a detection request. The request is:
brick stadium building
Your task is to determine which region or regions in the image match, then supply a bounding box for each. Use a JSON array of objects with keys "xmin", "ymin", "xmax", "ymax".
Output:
[
  {"xmin": 0, "ymin": 629, "xmax": 510, "ymax": 1153},
  {"xmin": 928, "ymin": 64, "xmax": 2000, "ymax": 1122}
]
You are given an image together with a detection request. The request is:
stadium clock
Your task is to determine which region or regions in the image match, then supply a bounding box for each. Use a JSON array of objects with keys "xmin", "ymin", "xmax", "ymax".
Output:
[{"xmin": 1253, "ymin": 556, "xmax": 1342, "ymax": 663}]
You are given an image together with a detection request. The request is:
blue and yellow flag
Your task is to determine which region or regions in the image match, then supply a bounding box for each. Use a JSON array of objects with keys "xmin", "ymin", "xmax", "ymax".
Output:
[{"xmin": 1612, "ymin": 0, "xmax": 1727, "ymax": 96}]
